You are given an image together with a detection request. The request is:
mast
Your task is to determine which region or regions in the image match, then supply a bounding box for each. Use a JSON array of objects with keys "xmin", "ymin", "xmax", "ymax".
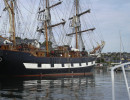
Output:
[
  {"xmin": 45, "ymin": 0, "xmax": 49, "ymax": 55},
  {"xmin": 75, "ymin": 26, "xmax": 78, "ymax": 49},
  {"xmin": 67, "ymin": 0, "xmax": 95, "ymax": 51},
  {"xmin": 37, "ymin": 0, "xmax": 64, "ymax": 47},
  {"xmin": 119, "ymin": 32, "xmax": 122, "ymax": 63},
  {"xmin": 75, "ymin": 0, "xmax": 78, "ymax": 49},
  {"xmin": 3, "ymin": 0, "xmax": 16, "ymax": 46},
  {"xmin": 11, "ymin": 1, "xmax": 16, "ymax": 47},
  {"xmin": 37, "ymin": 0, "xmax": 65, "ymax": 51}
]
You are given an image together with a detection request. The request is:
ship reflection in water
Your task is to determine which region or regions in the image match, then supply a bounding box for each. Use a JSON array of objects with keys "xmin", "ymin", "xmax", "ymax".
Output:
[
  {"xmin": 0, "ymin": 69, "xmax": 130, "ymax": 100},
  {"xmin": 0, "ymin": 76, "xmax": 95, "ymax": 100}
]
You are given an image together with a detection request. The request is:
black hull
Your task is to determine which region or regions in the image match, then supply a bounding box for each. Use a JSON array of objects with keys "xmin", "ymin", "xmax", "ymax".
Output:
[{"xmin": 0, "ymin": 50, "xmax": 96, "ymax": 77}]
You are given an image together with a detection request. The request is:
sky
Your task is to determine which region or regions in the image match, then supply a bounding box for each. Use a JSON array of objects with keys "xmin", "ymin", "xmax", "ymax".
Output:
[{"xmin": 91, "ymin": 0, "xmax": 130, "ymax": 53}]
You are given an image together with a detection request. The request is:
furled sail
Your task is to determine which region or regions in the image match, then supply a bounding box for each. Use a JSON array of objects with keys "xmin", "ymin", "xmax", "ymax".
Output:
[{"xmin": 3, "ymin": 0, "xmax": 15, "ymax": 41}]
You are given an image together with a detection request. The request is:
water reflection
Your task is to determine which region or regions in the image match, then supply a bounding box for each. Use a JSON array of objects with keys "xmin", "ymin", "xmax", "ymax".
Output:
[
  {"xmin": 0, "ymin": 69, "xmax": 129, "ymax": 100},
  {"xmin": 0, "ymin": 76, "xmax": 95, "ymax": 100}
]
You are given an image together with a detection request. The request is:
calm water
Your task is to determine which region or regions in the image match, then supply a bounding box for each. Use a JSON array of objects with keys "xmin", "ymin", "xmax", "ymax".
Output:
[{"xmin": 0, "ymin": 68, "xmax": 130, "ymax": 100}]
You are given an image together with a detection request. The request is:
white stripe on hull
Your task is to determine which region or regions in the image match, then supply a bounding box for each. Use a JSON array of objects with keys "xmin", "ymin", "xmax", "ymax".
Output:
[
  {"xmin": 41, "ymin": 64, "xmax": 51, "ymax": 69},
  {"xmin": 23, "ymin": 62, "xmax": 95, "ymax": 69},
  {"xmin": 23, "ymin": 63, "xmax": 38, "ymax": 69},
  {"xmin": 81, "ymin": 63, "xmax": 86, "ymax": 66},
  {"xmin": 64, "ymin": 63, "xmax": 71, "ymax": 68},
  {"xmin": 73, "ymin": 63, "xmax": 80, "ymax": 67},
  {"xmin": 54, "ymin": 64, "xmax": 62, "ymax": 68}
]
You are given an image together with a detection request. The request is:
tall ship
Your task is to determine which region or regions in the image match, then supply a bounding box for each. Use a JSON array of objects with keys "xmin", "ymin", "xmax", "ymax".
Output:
[{"xmin": 0, "ymin": 0, "xmax": 105, "ymax": 77}]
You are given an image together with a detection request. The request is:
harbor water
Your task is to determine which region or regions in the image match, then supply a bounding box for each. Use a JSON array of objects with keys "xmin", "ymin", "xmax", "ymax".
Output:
[{"xmin": 0, "ymin": 68, "xmax": 130, "ymax": 100}]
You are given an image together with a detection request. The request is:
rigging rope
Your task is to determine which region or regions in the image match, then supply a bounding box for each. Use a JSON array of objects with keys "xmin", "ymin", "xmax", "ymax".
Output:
[{"xmin": 18, "ymin": 0, "xmax": 36, "ymax": 14}]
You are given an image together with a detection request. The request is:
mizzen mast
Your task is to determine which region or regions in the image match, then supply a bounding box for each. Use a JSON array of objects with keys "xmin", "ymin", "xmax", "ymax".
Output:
[{"xmin": 3, "ymin": 0, "xmax": 16, "ymax": 46}]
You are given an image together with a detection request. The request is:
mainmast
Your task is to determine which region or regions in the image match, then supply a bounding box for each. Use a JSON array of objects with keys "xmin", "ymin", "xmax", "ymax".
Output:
[
  {"xmin": 67, "ymin": 0, "xmax": 95, "ymax": 51},
  {"xmin": 45, "ymin": 0, "xmax": 49, "ymax": 55},
  {"xmin": 37, "ymin": 0, "xmax": 65, "ymax": 54},
  {"xmin": 37, "ymin": 0, "xmax": 65, "ymax": 50},
  {"xmin": 3, "ymin": 0, "xmax": 16, "ymax": 46}
]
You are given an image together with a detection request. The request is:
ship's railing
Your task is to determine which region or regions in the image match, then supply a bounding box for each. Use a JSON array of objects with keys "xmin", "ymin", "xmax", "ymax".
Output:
[{"xmin": 111, "ymin": 62, "xmax": 130, "ymax": 100}]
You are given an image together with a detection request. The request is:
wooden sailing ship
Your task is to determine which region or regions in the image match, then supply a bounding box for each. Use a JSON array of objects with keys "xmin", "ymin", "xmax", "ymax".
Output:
[{"xmin": 0, "ymin": 0, "xmax": 105, "ymax": 77}]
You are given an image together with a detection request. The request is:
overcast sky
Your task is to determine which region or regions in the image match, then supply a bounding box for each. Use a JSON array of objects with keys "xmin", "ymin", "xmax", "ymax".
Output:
[
  {"xmin": 0, "ymin": 0, "xmax": 130, "ymax": 53},
  {"xmin": 91, "ymin": 0, "xmax": 130, "ymax": 53}
]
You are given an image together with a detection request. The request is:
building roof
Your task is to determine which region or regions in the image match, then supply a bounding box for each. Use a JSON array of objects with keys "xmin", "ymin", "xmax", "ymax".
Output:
[
  {"xmin": 16, "ymin": 38, "xmax": 38, "ymax": 45},
  {"xmin": 25, "ymin": 39, "xmax": 37, "ymax": 43},
  {"xmin": 0, "ymin": 37, "xmax": 39, "ymax": 46}
]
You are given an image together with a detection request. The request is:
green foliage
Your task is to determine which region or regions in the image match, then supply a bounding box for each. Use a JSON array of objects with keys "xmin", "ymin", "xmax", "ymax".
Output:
[
  {"xmin": 24, "ymin": 38, "xmax": 28, "ymax": 40},
  {"xmin": 15, "ymin": 37, "xmax": 21, "ymax": 39},
  {"xmin": 96, "ymin": 58, "xmax": 105, "ymax": 63}
]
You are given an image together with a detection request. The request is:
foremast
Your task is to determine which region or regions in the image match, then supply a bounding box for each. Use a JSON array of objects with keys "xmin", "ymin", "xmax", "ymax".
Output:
[{"xmin": 3, "ymin": 0, "xmax": 16, "ymax": 46}]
